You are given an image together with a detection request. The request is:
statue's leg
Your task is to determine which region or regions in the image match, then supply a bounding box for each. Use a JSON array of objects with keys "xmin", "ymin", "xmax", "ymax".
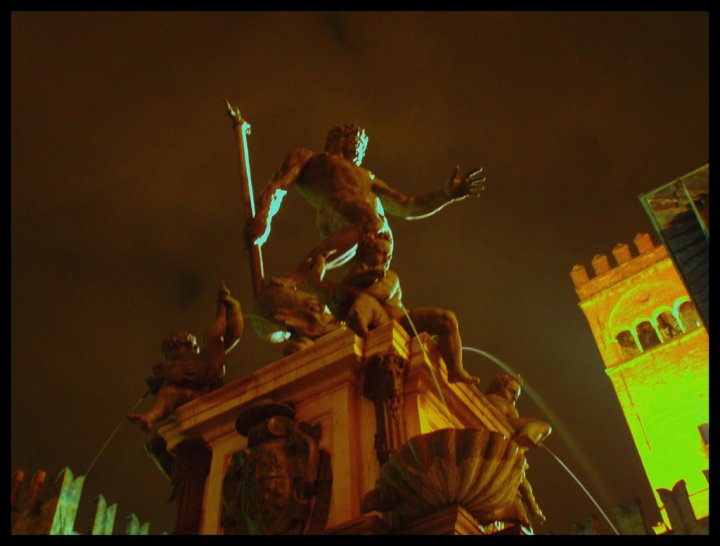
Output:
[
  {"xmin": 130, "ymin": 386, "xmax": 196, "ymax": 431},
  {"xmin": 292, "ymin": 202, "xmax": 392, "ymax": 283},
  {"xmin": 400, "ymin": 308, "xmax": 478, "ymax": 384},
  {"xmin": 289, "ymin": 224, "xmax": 363, "ymax": 284},
  {"xmin": 346, "ymin": 293, "xmax": 392, "ymax": 336},
  {"xmin": 514, "ymin": 417, "xmax": 552, "ymax": 448}
]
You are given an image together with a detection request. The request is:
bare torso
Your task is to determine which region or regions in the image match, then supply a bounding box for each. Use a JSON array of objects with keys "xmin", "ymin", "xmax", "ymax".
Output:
[{"xmin": 295, "ymin": 151, "xmax": 390, "ymax": 237}]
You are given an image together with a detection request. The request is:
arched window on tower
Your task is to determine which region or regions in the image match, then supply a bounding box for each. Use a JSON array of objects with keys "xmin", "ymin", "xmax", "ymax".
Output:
[
  {"xmin": 678, "ymin": 301, "xmax": 702, "ymax": 332},
  {"xmin": 636, "ymin": 321, "xmax": 661, "ymax": 351},
  {"xmin": 655, "ymin": 311, "xmax": 682, "ymax": 342},
  {"xmin": 616, "ymin": 330, "xmax": 641, "ymax": 360}
]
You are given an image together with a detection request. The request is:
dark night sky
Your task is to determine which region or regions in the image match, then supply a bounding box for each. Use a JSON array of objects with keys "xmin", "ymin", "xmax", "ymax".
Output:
[{"xmin": 11, "ymin": 11, "xmax": 708, "ymax": 535}]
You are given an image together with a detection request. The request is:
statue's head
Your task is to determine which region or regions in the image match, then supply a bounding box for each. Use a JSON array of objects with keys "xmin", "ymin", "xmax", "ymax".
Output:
[
  {"xmin": 342, "ymin": 231, "xmax": 393, "ymax": 286},
  {"xmin": 161, "ymin": 330, "xmax": 200, "ymax": 360},
  {"xmin": 486, "ymin": 373, "xmax": 523, "ymax": 402},
  {"xmin": 325, "ymin": 124, "xmax": 368, "ymax": 166},
  {"xmin": 357, "ymin": 231, "xmax": 393, "ymax": 268}
]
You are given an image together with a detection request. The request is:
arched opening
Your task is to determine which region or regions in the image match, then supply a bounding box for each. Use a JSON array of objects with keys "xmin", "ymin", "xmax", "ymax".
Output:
[
  {"xmin": 678, "ymin": 301, "xmax": 702, "ymax": 332},
  {"xmin": 636, "ymin": 321, "xmax": 661, "ymax": 351},
  {"xmin": 616, "ymin": 330, "xmax": 641, "ymax": 360},
  {"xmin": 655, "ymin": 311, "xmax": 682, "ymax": 341}
]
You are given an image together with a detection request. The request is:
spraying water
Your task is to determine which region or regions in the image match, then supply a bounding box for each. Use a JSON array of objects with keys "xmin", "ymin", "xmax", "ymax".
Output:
[
  {"xmin": 542, "ymin": 444, "xmax": 620, "ymax": 535},
  {"xmin": 84, "ymin": 392, "xmax": 148, "ymax": 478},
  {"xmin": 462, "ymin": 346, "xmax": 620, "ymax": 535}
]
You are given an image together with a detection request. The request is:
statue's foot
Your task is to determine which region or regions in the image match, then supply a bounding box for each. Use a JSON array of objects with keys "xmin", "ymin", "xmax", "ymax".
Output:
[
  {"xmin": 514, "ymin": 432, "xmax": 541, "ymax": 449},
  {"xmin": 127, "ymin": 412, "xmax": 152, "ymax": 432},
  {"xmin": 447, "ymin": 368, "xmax": 480, "ymax": 385},
  {"xmin": 516, "ymin": 425, "xmax": 551, "ymax": 448}
]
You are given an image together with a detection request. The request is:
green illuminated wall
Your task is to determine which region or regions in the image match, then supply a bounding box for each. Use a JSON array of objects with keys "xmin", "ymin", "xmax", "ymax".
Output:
[{"xmin": 571, "ymin": 234, "xmax": 709, "ymax": 528}]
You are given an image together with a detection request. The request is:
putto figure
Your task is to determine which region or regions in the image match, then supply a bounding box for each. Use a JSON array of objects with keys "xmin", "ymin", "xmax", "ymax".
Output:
[
  {"xmin": 310, "ymin": 232, "xmax": 478, "ymax": 384},
  {"xmin": 127, "ymin": 283, "xmax": 244, "ymax": 432},
  {"xmin": 484, "ymin": 373, "xmax": 551, "ymax": 449},
  {"xmin": 485, "ymin": 373, "xmax": 551, "ymax": 523},
  {"xmin": 247, "ymin": 124, "xmax": 486, "ymax": 285}
]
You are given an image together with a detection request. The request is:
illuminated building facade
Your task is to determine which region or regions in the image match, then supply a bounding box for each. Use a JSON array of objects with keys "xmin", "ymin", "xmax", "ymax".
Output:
[{"xmin": 570, "ymin": 232, "xmax": 709, "ymax": 529}]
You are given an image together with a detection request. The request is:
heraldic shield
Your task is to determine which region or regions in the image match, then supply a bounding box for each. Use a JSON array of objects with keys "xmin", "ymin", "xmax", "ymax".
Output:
[{"xmin": 221, "ymin": 398, "xmax": 332, "ymax": 535}]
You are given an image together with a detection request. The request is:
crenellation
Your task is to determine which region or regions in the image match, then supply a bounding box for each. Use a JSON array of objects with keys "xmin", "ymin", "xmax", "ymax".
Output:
[
  {"xmin": 92, "ymin": 495, "xmax": 117, "ymax": 535},
  {"xmin": 10, "ymin": 467, "xmax": 156, "ymax": 535},
  {"xmin": 633, "ymin": 232, "xmax": 655, "ymax": 255},
  {"xmin": 570, "ymin": 264, "xmax": 589, "ymax": 289},
  {"xmin": 570, "ymin": 220, "xmax": 708, "ymax": 531},
  {"xmin": 612, "ymin": 243, "xmax": 633, "ymax": 265},
  {"xmin": 28, "ymin": 469, "xmax": 48, "ymax": 513},
  {"xmin": 591, "ymin": 254, "xmax": 611, "ymax": 276},
  {"xmin": 11, "ymin": 470, "xmax": 25, "ymax": 510},
  {"xmin": 570, "ymin": 233, "xmax": 667, "ymax": 301}
]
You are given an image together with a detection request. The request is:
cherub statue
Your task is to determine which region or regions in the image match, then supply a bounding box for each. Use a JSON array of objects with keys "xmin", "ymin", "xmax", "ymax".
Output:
[
  {"xmin": 484, "ymin": 373, "xmax": 551, "ymax": 448},
  {"xmin": 247, "ymin": 123, "xmax": 486, "ymax": 286},
  {"xmin": 127, "ymin": 283, "xmax": 244, "ymax": 432},
  {"xmin": 307, "ymin": 232, "xmax": 477, "ymax": 384},
  {"xmin": 485, "ymin": 373, "xmax": 552, "ymax": 523}
]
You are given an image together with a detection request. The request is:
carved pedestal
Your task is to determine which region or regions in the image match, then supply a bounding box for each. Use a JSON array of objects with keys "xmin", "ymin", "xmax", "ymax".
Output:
[
  {"xmin": 171, "ymin": 439, "xmax": 211, "ymax": 535},
  {"xmin": 157, "ymin": 321, "xmax": 517, "ymax": 534}
]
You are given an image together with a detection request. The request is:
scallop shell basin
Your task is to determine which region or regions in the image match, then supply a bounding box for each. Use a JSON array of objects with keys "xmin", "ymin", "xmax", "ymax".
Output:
[{"xmin": 368, "ymin": 427, "xmax": 526, "ymax": 522}]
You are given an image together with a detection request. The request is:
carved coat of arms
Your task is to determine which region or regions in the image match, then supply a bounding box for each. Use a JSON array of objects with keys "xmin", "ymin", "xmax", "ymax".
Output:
[{"xmin": 222, "ymin": 398, "xmax": 331, "ymax": 535}]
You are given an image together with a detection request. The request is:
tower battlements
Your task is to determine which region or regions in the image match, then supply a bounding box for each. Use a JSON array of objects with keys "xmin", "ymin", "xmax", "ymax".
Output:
[
  {"xmin": 10, "ymin": 467, "xmax": 155, "ymax": 535},
  {"xmin": 570, "ymin": 232, "xmax": 668, "ymax": 301}
]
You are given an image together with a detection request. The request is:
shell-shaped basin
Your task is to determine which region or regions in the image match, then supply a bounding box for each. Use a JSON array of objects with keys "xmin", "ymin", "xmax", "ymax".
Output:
[{"xmin": 362, "ymin": 427, "xmax": 527, "ymax": 523}]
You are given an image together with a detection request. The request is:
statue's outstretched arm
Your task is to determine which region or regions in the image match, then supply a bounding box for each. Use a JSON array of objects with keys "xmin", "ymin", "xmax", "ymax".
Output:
[
  {"xmin": 247, "ymin": 148, "xmax": 314, "ymax": 246},
  {"xmin": 372, "ymin": 165, "xmax": 485, "ymax": 220}
]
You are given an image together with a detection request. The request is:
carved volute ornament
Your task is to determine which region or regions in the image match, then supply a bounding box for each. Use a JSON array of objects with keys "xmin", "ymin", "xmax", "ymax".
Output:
[
  {"xmin": 221, "ymin": 398, "xmax": 332, "ymax": 535},
  {"xmin": 363, "ymin": 351, "xmax": 408, "ymax": 465}
]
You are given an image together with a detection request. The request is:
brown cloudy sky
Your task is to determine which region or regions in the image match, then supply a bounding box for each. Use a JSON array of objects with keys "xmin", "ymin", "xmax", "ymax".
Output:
[{"xmin": 11, "ymin": 11, "xmax": 708, "ymax": 534}]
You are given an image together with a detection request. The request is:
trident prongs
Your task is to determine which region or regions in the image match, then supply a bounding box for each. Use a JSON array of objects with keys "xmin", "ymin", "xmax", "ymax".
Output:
[{"xmin": 224, "ymin": 97, "xmax": 249, "ymax": 132}]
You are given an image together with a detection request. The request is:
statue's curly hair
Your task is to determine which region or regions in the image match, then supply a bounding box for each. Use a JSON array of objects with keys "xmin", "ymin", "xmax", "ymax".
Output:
[
  {"xmin": 486, "ymin": 372, "xmax": 523, "ymax": 395},
  {"xmin": 161, "ymin": 330, "xmax": 199, "ymax": 359},
  {"xmin": 356, "ymin": 231, "xmax": 393, "ymax": 265},
  {"xmin": 325, "ymin": 124, "xmax": 368, "ymax": 165}
]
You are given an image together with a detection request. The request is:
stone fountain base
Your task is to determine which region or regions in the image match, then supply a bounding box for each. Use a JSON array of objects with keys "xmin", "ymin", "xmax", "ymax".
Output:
[{"xmin": 156, "ymin": 321, "xmax": 529, "ymax": 534}]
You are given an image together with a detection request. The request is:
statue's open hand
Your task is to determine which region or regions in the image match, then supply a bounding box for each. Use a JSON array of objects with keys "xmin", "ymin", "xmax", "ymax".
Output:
[{"xmin": 446, "ymin": 165, "xmax": 486, "ymax": 200}]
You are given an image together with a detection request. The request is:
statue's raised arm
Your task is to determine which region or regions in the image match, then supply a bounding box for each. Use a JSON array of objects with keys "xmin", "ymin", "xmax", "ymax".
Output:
[
  {"xmin": 247, "ymin": 148, "xmax": 314, "ymax": 248},
  {"xmin": 372, "ymin": 165, "xmax": 486, "ymax": 220},
  {"xmin": 127, "ymin": 284, "xmax": 244, "ymax": 432}
]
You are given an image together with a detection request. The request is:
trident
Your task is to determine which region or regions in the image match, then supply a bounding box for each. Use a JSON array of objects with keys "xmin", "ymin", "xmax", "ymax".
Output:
[{"xmin": 225, "ymin": 99, "xmax": 265, "ymax": 298}]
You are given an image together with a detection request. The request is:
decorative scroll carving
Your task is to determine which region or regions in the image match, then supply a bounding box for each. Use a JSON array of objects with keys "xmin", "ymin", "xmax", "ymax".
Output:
[
  {"xmin": 221, "ymin": 398, "xmax": 332, "ymax": 535},
  {"xmin": 362, "ymin": 351, "xmax": 407, "ymax": 465},
  {"xmin": 361, "ymin": 428, "xmax": 530, "ymax": 529}
]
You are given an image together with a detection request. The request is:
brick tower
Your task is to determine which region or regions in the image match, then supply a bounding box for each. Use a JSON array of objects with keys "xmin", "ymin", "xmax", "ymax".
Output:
[{"xmin": 570, "ymin": 233, "xmax": 709, "ymax": 529}]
